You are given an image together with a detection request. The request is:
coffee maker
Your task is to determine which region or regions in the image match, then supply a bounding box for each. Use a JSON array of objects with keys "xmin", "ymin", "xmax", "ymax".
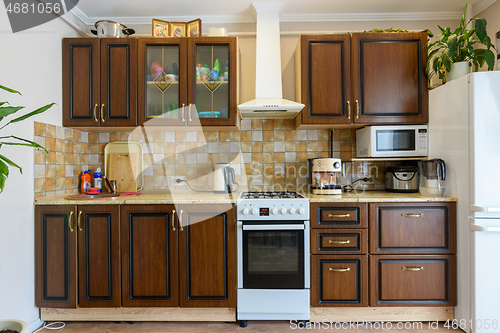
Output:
[{"xmin": 308, "ymin": 158, "xmax": 342, "ymax": 195}]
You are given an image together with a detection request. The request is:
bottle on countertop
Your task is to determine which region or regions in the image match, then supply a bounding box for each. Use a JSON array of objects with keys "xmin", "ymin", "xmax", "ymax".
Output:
[
  {"xmin": 93, "ymin": 167, "xmax": 102, "ymax": 193},
  {"xmin": 81, "ymin": 170, "xmax": 91, "ymax": 194}
]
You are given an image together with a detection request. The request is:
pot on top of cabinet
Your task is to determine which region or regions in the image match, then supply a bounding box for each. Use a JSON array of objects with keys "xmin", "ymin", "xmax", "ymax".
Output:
[{"xmin": 295, "ymin": 32, "xmax": 428, "ymax": 129}]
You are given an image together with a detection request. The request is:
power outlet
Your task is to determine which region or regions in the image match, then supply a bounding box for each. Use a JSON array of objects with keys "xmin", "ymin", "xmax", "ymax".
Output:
[{"xmin": 361, "ymin": 176, "xmax": 375, "ymax": 185}]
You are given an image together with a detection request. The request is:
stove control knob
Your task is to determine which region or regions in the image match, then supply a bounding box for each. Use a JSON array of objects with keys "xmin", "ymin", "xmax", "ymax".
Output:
[
  {"xmin": 297, "ymin": 208, "xmax": 305, "ymax": 215},
  {"xmin": 271, "ymin": 208, "xmax": 278, "ymax": 215},
  {"xmin": 242, "ymin": 208, "xmax": 249, "ymax": 215},
  {"xmin": 251, "ymin": 208, "xmax": 259, "ymax": 215},
  {"xmin": 280, "ymin": 208, "xmax": 287, "ymax": 215},
  {"xmin": 288, "ymin": 208, "xmax": 296, "ymax": 215}
]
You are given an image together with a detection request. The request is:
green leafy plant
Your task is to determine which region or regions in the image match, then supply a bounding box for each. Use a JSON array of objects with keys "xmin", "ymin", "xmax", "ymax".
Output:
[
  {"xmin": 427, "ymin": 3, "xmax": 496, "ymax": 82},
  {"xmin": 0, "ymin": 85, "xmax": 55, "ymax": 192}
]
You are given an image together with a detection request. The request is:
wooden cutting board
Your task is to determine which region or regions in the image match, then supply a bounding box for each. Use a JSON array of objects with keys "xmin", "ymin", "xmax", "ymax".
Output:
[{"xmin": 107, "ymin": 153, "xmax": 138, "ymax": 192}]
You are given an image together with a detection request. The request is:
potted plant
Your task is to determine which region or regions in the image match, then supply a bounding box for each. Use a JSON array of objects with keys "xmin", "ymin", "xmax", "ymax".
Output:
[
  {"xmin": 427, "ymin": 3, "xmax": 496, "ymax": 83},
  {"xmin": 0, "ymin": 85, "xmax": 54, "ymax": 192}
]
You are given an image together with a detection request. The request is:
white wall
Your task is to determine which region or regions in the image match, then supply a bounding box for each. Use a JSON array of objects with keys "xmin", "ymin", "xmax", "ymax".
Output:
[{"xmin": 0, "ymin": 7, "xmax": 77, "ymax": 326}]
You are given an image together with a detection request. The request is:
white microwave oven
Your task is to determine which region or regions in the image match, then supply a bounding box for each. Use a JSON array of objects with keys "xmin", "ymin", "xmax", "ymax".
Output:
[{"xmin": 356, "ymin": 125, "xmax": 428, "ymax": 158}]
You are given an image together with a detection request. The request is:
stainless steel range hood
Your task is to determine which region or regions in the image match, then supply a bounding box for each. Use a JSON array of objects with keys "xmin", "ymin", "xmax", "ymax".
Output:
[{"xmin": 237, "ymin": 2, "xmax": 304, "ymax": 119}]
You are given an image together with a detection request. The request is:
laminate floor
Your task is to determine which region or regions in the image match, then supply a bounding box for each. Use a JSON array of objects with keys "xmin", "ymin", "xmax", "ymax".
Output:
[{"xmin": 45, "ymin": 321, "xmax": 463, "ymax": 333}]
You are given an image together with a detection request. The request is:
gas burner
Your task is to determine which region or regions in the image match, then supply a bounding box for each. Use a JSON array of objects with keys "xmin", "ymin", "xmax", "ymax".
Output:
[{"xmin": 241, "ymin": 191, "xmax": 305, "ymax": 199}]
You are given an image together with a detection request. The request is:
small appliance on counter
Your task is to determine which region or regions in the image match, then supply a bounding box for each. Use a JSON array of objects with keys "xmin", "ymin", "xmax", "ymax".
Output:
[
  {"xmin": 308, "ymin": 158, "xmax": 342, "ymax": 195},
  {"xmin": 385, "ymin": 166, "xmax": 419, "ymax": 193},
  {"xmin": 214, "ymin": 163, "xmax": 237, "ymax": 193},
  {"xmin": 356, "ymin": 125, "xmax": 428, "ymax": 158},
  {"xmin": 419, "ymin": 159, "xmax": 446, "ymax": 196}
]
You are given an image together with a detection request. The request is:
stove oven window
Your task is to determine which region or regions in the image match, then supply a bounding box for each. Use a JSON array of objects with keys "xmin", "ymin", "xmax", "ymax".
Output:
[{"xmin": 243, "ymin": 229, "xmax": 304, "ymax": 289}]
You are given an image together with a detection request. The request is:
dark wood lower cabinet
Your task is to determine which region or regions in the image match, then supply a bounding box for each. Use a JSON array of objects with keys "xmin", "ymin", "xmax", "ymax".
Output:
[
  {"xmin": 77, "ymin": 205, "xmax": 120, "ymax": 307},
  {"xmin": 311, "ymin": 255, "xmax": 368, "ymax": 307},
  {"xmin": 35, "ymin": 205, "xmax": 77, "ymax": 308},
  {"xmin": 120, "ymin": 205, "xmax": 178, "ymax": 307},
  {"xmin": 179, "ymin": 204, "xmax": 235, "ymax": 307},
  {"xmin": 369, "ymin": 255, "xmax": 457, "ymax": 307}
]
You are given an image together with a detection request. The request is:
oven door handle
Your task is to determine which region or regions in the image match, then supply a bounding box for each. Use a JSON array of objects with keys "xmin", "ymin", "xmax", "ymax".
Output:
[{"xmin": 242, "ymin": 225, "xmax": 305, "ymax": 231}]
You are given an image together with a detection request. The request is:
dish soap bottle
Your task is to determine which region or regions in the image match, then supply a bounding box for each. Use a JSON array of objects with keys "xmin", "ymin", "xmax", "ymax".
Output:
[
  {"xmin": 81, "ymin": 170, "xmax": 91, "ymax": 194},
  {"xmin": 93, "ymin": 167, "xmax": 102, "ymax": 193}
]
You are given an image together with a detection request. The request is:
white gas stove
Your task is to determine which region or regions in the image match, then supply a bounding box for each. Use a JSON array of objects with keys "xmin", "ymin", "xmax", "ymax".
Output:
[
  {"xmin": 236, "ymin": 191, "xmax": 310, "ymax": 327},
  {"xmin": 237, "ymin": 191, "xmax": 309, "ymax": 221}
]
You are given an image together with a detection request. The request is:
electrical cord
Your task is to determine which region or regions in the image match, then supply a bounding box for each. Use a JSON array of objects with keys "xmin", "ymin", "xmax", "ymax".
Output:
[
  {"xmin": 342, "ymin": 177, "xmax": 373, "ymax": 193},
  {"xmin": 175, "ymin": 178, "xmax": 239, "ymax": 193},
  {"xmin": 32, "ymin": 322, "xmax": 65, "ymax": 333}
]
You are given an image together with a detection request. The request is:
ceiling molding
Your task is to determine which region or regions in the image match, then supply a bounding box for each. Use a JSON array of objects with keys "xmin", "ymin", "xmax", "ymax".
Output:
[
  {"xmin": 472, "ymin": 0, "xmax": 498, "ymax": 16},
  {"xmin": 66, "ymin": 3, "xmax": 500, "ymax": 28},
  {"xmin": 281, "ymin": 11, "xmax": 463, "ymax": 22}
]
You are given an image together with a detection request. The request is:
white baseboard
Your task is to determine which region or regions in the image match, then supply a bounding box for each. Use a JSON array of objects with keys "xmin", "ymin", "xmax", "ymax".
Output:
[{"xmin": 29, "ymin": 318, "xmax": 44, "ymax": 333}]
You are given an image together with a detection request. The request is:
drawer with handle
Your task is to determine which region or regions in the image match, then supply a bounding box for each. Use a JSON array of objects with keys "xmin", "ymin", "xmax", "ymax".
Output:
[
  {"xmin": 369, "ymin": 202, "xmax": 456, "ymax": 254},
  {"xmin": 311, "ymin": 255, "xmax": 368, "ymax": 307},
  {"xmin": 311, "ymin": 203, "xmax": 367, "ymax": 228},
  {"xmin": 369, "ymin": 255, "xmax": 457, "ymax": 306},
  {"xmin": 311, "ymin": 229, "xmax": 367, "ymax": 254}
]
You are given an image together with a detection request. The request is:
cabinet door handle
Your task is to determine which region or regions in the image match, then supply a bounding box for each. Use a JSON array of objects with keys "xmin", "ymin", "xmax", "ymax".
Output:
[
  {"xmin": 93, "ymin": 104, "xmax": 99, "ymax": 122},
  {"xmin": 328, "ymin": 240, "xmax": 350, "ymax": 244},
  {"xmin": 328, "ymin": 214, "xmax": 350, "ymax": 218},
  {"xmin": 329, "ymin": 267, "xmax": 350, "ymax": 272},
  {"xmin": 402, "ymin": 266, "xmax": 424, "ymax": 271},
  {"xmin": 100, "ymin": 104, "xmax": 105, "ymax": 122},
  {"xmin": 355, "ymin": 100, "xmax": 360, "ymax": 118},
  {"xmin": 401, "ymin": 213, "xmax": 424, "ymax": 218},
  {"xmin": 77, "ymin": 211, "xmax": 83, "ymax": 231},
  {"xmin": 179, "ymin": 209, "xmax": 184, "ymax": 231},
  {"xmin": 347, "ymin": 101, "xmax": 351, "ymax": 120},
  {"xmin": 188, "ymin": 104, "xmax": 193, "ymax": 122},
  {"xmin": 181, "ymin": 103, "xmax": 186, "ymax": 121},
  {"xmin": 171, "ymin": 209, "xmax": 176, "ymax": 231},
  {"xmin": 68, "ymin": 211, "xmax": 74, "ymax": 232}
]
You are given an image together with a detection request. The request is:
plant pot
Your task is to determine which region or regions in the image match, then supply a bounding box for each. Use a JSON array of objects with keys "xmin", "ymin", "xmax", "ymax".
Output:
[
  {"xmin": 0, "ymin": 320, "xmax": 29, "ymax": 333},
  {"xmin": 445, "ymin": 61, "xmax": 470, "ymax": 81}
]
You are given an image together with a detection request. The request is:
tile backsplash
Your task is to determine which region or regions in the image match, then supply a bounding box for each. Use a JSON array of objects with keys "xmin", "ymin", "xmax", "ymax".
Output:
[{"xmin": 34, "ymin": 119, "xmax": 357, "ymax": 197}]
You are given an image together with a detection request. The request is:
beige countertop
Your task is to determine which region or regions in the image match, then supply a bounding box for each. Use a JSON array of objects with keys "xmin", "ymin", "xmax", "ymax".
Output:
[{"xmin": 34, "ymin": 190, "xmax": 457, "ymax": 205}]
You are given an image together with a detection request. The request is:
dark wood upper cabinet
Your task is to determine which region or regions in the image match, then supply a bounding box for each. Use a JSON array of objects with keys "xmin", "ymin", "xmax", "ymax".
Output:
[
  {"xmin": 63, "ymin": 38, "xmax": 137, "ymax": 128},
  {"xmin": 187, "ymin": 37, "xmax": 239, "ymax": 128},
  {"xmin": 100, "ymin": 39, "xmax": 137, "ymax": 127},
  {"xmin": 138, "ymin": 38, "xmax": 187, "ymax": 126},
  {"xmin": 352, "ymin": 32, "xmax": 428, "ymax": 124},
  {"xmin": 295, "ymin": 32, "xmax": 428, "ymax": 129},
  {"xmin": 178, "ymin": 204, "xmax": 235, "ymax": 307},
  {"xmin": 77, "ymin": 205, "xmax": 120, "ymax": 308},
  {"xmin": 296, "ymin": 34, "xmax": 352, "ymax": 126},
  {"xmin": 35, "ymin": 205, "xmax": 77, "ymax": 308},
  {"xmin": 62, "ymin": 39, "xmax": 100, "ymax": 127},
  {"xmin": 120, "ymin": 205, "xmax": 178, "ymax": 307}
]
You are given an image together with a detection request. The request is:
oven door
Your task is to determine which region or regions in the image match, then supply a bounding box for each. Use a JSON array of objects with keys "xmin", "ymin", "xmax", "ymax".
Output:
[{"xmin": 238, "ymin": 222, "xmax": 309, "ymax": 289}]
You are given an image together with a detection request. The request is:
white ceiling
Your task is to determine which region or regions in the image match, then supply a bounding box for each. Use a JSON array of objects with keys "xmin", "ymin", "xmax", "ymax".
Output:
[{"xmin": 72, "ymin": 0, "xmax": 496, "ymax": 24}]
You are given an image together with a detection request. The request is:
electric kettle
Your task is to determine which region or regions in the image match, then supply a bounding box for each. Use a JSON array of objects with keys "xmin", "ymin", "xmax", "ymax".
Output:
[
  {"xmin": 419, "ymin": 159, "xmax": 446, "ymax": 196},
  {"xmin": 214, "ymin": 163, "xmax": 236, "ymax": 193}
]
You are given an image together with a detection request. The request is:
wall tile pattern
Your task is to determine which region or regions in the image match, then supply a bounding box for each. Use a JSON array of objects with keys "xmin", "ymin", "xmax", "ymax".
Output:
[{"xmin": 34, "ymin": 119, "xmax": 359, "ymax": 196}]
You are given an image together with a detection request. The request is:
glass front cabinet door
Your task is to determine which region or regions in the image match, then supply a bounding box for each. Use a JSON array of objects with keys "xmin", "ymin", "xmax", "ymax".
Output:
[
  {"xmin": 138, "ymin": 38, "xmax": 187, "ymax": 126},
  {"xmin": 187, "ymin": 37, "xmax": 238, "ymax": 128},
  {"xmin": 139, "ymin": 37, "xmax": 238, "ymax": 128}
]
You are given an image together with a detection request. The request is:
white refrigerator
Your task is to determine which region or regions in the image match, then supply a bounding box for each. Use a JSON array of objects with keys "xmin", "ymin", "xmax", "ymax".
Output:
[{"xmin": 429, "ymin": 71, "xmax": 500, "ymax": 333}]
